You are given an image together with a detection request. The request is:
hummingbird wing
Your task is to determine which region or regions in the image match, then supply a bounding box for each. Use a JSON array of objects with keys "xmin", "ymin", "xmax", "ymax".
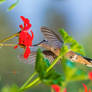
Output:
[
  {"xmin": 40, "ymin": 26, "xmax": 63, "ymax": 48},
  {"xmin": 43, "ymin": 50, "xmax": 56, "ymax": 63},
  {"xmin": 18, "ymin": 52, "xmax": 36, "ymax": 64},
  {"xmin": 18, "ymin": 50, "xmax": 56, "ymax": 64}
]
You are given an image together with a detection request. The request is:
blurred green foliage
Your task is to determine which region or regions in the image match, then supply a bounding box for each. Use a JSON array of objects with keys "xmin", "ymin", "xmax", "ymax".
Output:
[
  {"xmin": 0, "ymin": 0, "xmax": 6, "ymax": 4},
  {"xmin": 1, "ymin": 84, "xmax": 22, "ymax": 92},
  {"xmin": 8, "ymin": 0, "xmax": 20, "ymax": 11},
  {"xmin": 0, "ymin": 0, "xmax": 20, "ymax": 11}
]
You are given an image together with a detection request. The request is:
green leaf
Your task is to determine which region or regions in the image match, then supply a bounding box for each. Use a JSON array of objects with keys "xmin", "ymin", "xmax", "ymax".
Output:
[
  {"xmin": 59, "ymin": 29, "xmax": 85, "ymax": 55},
  {"xmin": 8, "ymin": 0, "xmax": 19, "ymax": 11},
  {"xmin": 0, "ymin": 0, "xmax": 6, "ymax": 4},
  {"xmin": 62, "ymin": 58, "xmax": 75, "ymax": 79},
  {"xmin": 35, "ymin": 49, "xmax": 50, "ymax": 78},
  {"xmin": 42, "ymin": 69, "xmax": 64, "ymax": 85},
  {"xmin": 71, "ymin": 70, "xmax": 88, "ymax": 81},
  {"xmin": 61, "ymin": 58, "xmax": 88, "ymax": 81},
  {"xmin": 1, "ymin": 84, "xmax": 22, "ymax": 92},
  {"xmin": 59, "ymin": 29, "xmax": 69, "ymax": 42},
  {"xmin": 64, "ymin": 36, "xmax": 73, "ymax": 43},
  {"xmin": 8, "ymin": 3, "xmax": 17, "ymax": 11},
  {"xmin": 70, "ymin": 41, "xmax": 85, "ymax": 55},
  {"xmin": 60, "ymin": 45, "xmax": 69, "ymax": 55},
  {"xmin": 35, "ymin": 48, "xmax": 64, "ymax": 85},
  {"xmin": 59, "ymin": 29, "xmax": 74, "ymax": 44}
]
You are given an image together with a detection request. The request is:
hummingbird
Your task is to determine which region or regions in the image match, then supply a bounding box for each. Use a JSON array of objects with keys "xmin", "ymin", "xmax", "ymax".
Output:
[{"xmin": 18, "ymin": 26, "xmax": 92, "ymax": 67}]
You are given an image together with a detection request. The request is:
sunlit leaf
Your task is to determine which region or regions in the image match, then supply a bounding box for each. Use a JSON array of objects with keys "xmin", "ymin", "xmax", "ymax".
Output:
[
  {"xmin": 42, "ymin": 69, "xmax": 64, "ymax": 85},
  {"xmin": 62, "ymin": 58, "xmax": 75, "ymax": 79},
  {"xmin": 59, "ymin": 29, "xmax": 69, "ymax": 42},
  {"xmin": 1, "ymin": 84, "xmax": 22, "ymax": 92},
  {"xmin": 35, "ymin": 48, "xmax": 50, "ymax": 77},
  {"xmin": 60, "ymin": 45, "xmax": 69, "ymax": 55},
  {"xmin": 8, "ymin": 3, "xmax": 17, "ymax": 11},
  {"xmin": 71, "ymin": 70, "xmax": 88, "ymax": 81},
  {"xmin": 0, "ymin": 0, "xmax": 6, "ymax": 4},
  {"xmin": 59, "ymin": 29, "xmax": 85, "ymax": 55},
  {"xmin": 8, "ymin": 0, "xmax": 19, "ymax": 11}
]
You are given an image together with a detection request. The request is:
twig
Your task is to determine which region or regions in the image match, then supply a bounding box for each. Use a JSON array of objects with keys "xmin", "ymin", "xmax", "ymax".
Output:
[
  {"xmin": 0, "ymin": 43, "xmax": 17, "ymax": 47},
  {"xmin": 0, "ymin": 32, "xmax": 19, "ymax": 43}
]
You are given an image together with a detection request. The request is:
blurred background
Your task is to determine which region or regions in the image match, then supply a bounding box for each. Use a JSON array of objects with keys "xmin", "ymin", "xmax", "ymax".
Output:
[{"xmin": 0, "ymin": 0, "xmax": 92, "ymax": 92}]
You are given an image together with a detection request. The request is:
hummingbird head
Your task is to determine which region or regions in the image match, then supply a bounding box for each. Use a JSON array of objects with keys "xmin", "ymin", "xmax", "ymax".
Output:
[{"xmin": 65, "ymin": 51, "xmax": 78, "ymax": 61}]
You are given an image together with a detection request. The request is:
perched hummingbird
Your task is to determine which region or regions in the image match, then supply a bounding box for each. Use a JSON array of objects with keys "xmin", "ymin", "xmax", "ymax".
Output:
[{"xmin": 18, "ymin": 26, "xmax": 92, "ymax": 67}]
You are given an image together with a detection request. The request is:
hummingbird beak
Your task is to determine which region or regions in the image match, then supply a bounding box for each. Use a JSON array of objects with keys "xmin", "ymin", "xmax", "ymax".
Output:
[
  {"xmin": 32, "ymin": 40, "xmax": 48, "ymax": 47},
  {"xmin": 32, "ymin": 43, "xmax": 40, "ymax": 46}
]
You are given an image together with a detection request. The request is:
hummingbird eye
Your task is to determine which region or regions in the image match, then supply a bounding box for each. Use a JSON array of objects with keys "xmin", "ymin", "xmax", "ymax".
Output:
[
  {"xmin": 70, "ymin": 55, "xmax": 78, "ymax": 61},
  {"xmin": 70, "ymin": 56, "xmax": 73, "ymax": 59}
]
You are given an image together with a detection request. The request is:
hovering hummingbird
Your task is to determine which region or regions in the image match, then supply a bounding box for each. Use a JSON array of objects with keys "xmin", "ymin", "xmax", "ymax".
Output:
[{"xmin": 18, "ymin": 26, "xmax": 92, "ymax": 67}]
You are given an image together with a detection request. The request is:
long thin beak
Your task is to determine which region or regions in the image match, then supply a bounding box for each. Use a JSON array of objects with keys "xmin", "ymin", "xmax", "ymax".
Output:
[
  {"xmin": 32, "ymin": 43, "xmax": 40, "ymax": 46},
  {"xmin": 32, "ymin": 40, "xmax": 48, "ymax": 46}
]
